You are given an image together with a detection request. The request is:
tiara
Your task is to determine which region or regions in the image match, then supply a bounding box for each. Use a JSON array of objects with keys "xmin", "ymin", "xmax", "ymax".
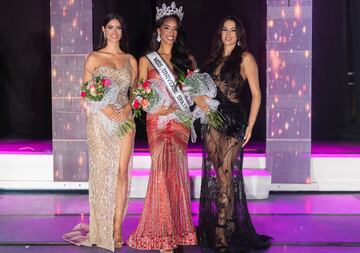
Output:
[{"xmin": 156, "ymin": 2, "xmax": 184, "ymax": 21}]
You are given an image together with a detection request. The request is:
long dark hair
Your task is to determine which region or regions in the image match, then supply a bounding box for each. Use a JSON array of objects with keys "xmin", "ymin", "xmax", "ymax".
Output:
[
  {"xmin": 148, "ymin": 14, "xmax": 192, "ymax": 76},
  {"xmin": 203, "ymin": 15, "xmax": 248, "ymax": 83},
  {"xmin": 97, "ymin": 13, "xmax": 129, "ymax": 52}
]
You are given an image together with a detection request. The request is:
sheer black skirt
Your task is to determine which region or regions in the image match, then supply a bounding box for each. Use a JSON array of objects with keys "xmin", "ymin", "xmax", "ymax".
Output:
[{"xmin": 197, "ymin": 102, "xmax": 271, "ymax": 253}]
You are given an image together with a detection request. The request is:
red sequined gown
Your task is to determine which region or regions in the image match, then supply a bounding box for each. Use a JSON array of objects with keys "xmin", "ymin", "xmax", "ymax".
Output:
[{"xmin": 127, "ymin": 69, "xmax": 197, "ymax": 249}]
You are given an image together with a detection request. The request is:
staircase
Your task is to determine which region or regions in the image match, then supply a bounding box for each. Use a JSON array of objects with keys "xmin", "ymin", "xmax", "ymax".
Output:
[{"xmin": 131, "ymin": 151, "xmax": 271, "ymax": 199}]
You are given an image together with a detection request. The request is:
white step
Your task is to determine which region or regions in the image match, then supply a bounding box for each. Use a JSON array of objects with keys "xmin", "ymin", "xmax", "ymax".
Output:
[
  {"xmin": 0, "ymin": 152, "xmax": 271, "ymax": 199},
  {"xmin": 133, "ymin": 152, "xmax": 266, "ymax": 170},
  {"xmin": 130, "ymin": 168, "xmax": 271, "ymax": 200}
]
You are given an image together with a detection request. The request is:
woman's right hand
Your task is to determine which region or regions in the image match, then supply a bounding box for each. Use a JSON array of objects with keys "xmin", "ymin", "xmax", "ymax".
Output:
[
  {"xmin": 101, "ymin": 105, "xmax": 124, "ymax": 122},
  {"xmin": 193, "ymin": 96, "xmax": 210, "ymax": 113}
]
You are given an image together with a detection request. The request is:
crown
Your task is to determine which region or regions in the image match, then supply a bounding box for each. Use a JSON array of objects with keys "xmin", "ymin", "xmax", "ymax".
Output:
[{"xmin": 156, "ymin": 2, "xmax": 184, "ymax": 21}]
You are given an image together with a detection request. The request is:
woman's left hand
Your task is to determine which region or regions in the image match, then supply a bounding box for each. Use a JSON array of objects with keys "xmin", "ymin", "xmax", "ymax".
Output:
[
  {"xmin": 114, "ymin": 104, "xmax": 132, "ymax": 122},
  {"xmin": 193, "ymin": 95, "xmax": 210, "ymax": 113},
  {"xmin": 242, "ymin": 126, "xmax": 252, "ymax": 147}
]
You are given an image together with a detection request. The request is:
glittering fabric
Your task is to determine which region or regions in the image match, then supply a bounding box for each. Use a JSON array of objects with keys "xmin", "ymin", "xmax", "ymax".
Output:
[
  {"xmin": 63, "ymin": 60, "xmax": 134, "ymax": 252},
  {"xmin": 127, "ymin": 69, "xmax": 197, "ymax": 250}
]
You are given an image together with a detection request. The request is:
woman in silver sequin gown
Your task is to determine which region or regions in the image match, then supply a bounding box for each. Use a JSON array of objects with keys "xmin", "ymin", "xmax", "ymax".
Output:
[{"xmin": 63, "ymin": 14, "xmax": 138, "ymax": 252}]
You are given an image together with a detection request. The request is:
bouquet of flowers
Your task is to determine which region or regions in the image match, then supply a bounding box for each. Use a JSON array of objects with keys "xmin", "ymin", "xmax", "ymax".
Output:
[
  {"xmin": 179, "ymin": 70, "xmax": 224, "ymax": 129},
  {"xmin": 81, "ymin": 75, "xmax": 135, "ymax": 138},
  {"xmin": 131, "ymin": 80, "xmax": 153, "ymax": 118},
  {"xmin": 80, "ymin": 74, "xmax": 111, "ymax": 101},
  {"xmin": 132, "ymin": 79, "xmax": 193, "ymax": 128}
]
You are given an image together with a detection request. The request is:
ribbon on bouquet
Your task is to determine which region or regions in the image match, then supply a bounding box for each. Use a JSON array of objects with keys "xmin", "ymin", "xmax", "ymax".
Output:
[{"xmin": 146, "ymin": 51, "xmax": 197, "ymax": 142}]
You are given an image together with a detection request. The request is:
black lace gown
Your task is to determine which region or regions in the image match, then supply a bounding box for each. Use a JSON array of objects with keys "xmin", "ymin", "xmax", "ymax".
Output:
[{"xmin": 197, "ymin": 64, "xmax": 271, "ymax": 253}]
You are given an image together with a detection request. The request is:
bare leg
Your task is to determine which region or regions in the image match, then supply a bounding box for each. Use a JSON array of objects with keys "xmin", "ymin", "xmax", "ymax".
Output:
[
  {"xmin": 204, "ymin": 128, "xmax": 241, "ymax": 251},
  {"xmin": 221, "ymin": 139, "xmax": 240, "ymax": 229},
  {"xmin": 113, "ymin": 129, "xmax": 135, "ymax": 247},
  {"xmin": 204, "ymin": 127, "xmax": 222, "ymax": 168}
]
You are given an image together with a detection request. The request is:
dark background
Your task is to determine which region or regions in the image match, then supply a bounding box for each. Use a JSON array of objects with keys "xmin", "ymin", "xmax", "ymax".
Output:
[
  {"xmin": 92, "ymin": 0, "xmax": 267, "ymax": 142},
  {"xmin": 0, "ymin": 0, "xmax": 359, "ymax": 142},
  {"xmin": 0, "ymin": 1, "xmax": 51, "ymax": 139}
]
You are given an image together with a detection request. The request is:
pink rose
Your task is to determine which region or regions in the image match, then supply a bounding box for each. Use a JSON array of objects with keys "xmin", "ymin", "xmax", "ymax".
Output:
[
  {"xmin": 80, "ymin": 91, "xmax": 86, "ymax": 97},
  {"xmin": 86, "ymin": 80, "xmax": 94, "ymax": 88},
  {"xmin": 141, "ymin": 99, "xmax": 149, "ymax": 109},
  {"xmin": 144, "ymin": 86, "xmax": 152, "ymax": 93},
  {"xmin": 102, "ymin": 78, "xmax": 111, "ymax": 87}
]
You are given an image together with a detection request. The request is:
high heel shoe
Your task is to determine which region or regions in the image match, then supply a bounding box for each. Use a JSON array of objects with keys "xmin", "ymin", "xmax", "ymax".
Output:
[
  {"xmin": 114, "ymin": 233, "xmax": 123, "ymax": 249},
  {"xmin": 113, "ymin": 229, "xmax": 123, "ymax": 248},
  {"xmin": 114, "ymin": 239, "xmax": 124, "ymax": 248}
]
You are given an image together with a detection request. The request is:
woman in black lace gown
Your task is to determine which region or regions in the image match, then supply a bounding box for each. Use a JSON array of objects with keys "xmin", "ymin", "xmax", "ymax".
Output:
[{"xmin": 196, "ymin": 16, "xmax": 271, "ymax": 253}]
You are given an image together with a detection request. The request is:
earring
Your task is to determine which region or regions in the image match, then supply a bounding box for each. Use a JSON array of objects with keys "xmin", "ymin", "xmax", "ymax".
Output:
[
  {"xmin": 237, "ymin": 40, "xmax": 241, "ymax": 47},
  {"xmin": 104, "ymin": 33, "xmax": 107, "ymax": 41},
  {"xmin": 157, "ymin": 33, "xmax": 161, "ymax": 42}
]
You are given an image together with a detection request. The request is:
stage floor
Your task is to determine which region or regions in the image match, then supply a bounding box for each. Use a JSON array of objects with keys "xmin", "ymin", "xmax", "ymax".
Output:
[{"xmin": 0, "ymin": 192, "xmax": 359, "ymax": 253}]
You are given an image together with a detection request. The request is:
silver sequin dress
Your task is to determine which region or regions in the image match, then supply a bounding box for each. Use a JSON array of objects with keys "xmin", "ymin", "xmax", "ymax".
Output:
[{"xmin": 63, "ymin": 60, "xmax": 134, "ymax": 252}]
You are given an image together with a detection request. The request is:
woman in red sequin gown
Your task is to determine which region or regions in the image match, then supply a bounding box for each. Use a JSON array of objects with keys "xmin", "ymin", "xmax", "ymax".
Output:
[{"xmin": 127, "ymin": 7, "xmax": 197, "ymax": 252}]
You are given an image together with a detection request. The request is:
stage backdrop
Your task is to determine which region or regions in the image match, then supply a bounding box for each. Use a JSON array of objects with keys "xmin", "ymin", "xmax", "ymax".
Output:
[
  {"xmin": 1, "ymin": 1, "xmax": 358, "ymax": 141},
  {"xmin": 50, "ymin": 0, "xmax": 313, "ymax": 184},
  {"xmin": 266, "ymin": 0, "xmax": 312, "ymax": 184},
  {"xmin": 92, "ymin": 0, "xmax": 267, "ymax": 142},
  {"xmin": 51, "ymin": 0, "xmax": 267, "ymax": 182},
  {"xmin": 51, "ymin": 0, "xmax": 92, "ymax": 181}
]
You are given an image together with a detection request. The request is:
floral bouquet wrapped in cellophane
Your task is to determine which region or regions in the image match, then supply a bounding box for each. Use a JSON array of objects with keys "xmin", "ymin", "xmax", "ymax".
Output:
[
  {"xmin": 132, "ymin": 79, "xmax": 192, "ymax": 128},
  {"xmin": 180, "ymin": 70, "xmax": 224, "ymax": 129},
  {"xmin": 81, "ymin": 74, "xmax": 135, "ymax": 138}
]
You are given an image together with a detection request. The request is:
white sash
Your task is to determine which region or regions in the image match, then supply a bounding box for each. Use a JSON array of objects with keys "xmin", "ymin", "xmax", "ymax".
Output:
[
  {"xmin": 146, "ymin": 51, "xmax": 190, "ymax": 112},
  {"xmin": 146, "ymin": 51, "xmax": 197, "ymax": 142}
]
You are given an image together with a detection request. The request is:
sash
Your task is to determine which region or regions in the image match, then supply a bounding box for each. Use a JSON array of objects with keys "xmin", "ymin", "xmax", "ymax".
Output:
[
  {"xmin": 146, "ymin": 51, "xmax": 190, "ymax": 112},
  {"xmin": 146, "ymin": 51, "xmax": 197, "ymax": 142}
]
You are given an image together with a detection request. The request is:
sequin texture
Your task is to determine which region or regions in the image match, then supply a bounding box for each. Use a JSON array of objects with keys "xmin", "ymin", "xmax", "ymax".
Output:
[
  {"xmin": 127, "ymin": 69, "xmax": 197, "ymax": 250},
  {"xmin": 63, "ymin": 58, "xmax": 134, "ymax": 252}
]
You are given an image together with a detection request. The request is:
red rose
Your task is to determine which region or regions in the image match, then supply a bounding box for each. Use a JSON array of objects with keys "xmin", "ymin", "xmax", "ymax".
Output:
[
  {"xmin": 80, "ymin": 91, "xmax": 86, "ymax": 97},
  {"xmin": 132, "ymin": 100, "xmax": 140, "ymax": 109},
  {"xmin": 102, "ymin": 78, "xmax": 111, "ymax": 87},
  {"xmin": 143, "ymin": 81, "xmax": 151, "ymax": 88},
  {"xmin": 186, "ymin": 69, "xmax": 194, "ymax": 77}
]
